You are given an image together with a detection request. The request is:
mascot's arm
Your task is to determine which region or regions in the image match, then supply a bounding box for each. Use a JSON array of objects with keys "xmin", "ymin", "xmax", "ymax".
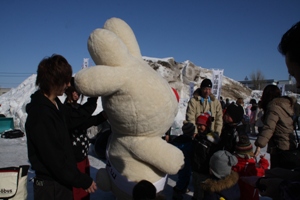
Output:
[
  {"xmin": 74, "ymin": 66, "xmax": 127, "ymax": 97},
  {"xmin": 130, "ymin": 137, "xmax": 184, "ymax": 174}
]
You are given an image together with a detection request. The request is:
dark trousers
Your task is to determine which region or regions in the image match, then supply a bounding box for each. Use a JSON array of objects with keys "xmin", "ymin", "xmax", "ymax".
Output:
[
  {"xmin": 270, "ymin": 153, "xmax": 280, "ymax": 169},
  {"xmin": 73, "ymin": 157, "xmax": 90, "ymax": 200},
  {"xmin": 34, "ymin": 178, "xmax": 73, "ymax": 200}
]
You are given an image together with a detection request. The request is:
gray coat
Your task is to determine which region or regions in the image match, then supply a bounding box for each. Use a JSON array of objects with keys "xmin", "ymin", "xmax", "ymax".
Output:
[{"xmin": 255, "ymin": 97, "xmax": 297, "ymax": 153}]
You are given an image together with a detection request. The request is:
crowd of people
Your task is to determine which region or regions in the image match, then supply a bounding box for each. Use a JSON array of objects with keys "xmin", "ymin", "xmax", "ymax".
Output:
[
  {"xmin": 169, "ymin": 20, "xmax": 300, "ymax": 200},
  {"xmin": 24, "ymin": 20, "xmax": 300, "ymax": 200}
]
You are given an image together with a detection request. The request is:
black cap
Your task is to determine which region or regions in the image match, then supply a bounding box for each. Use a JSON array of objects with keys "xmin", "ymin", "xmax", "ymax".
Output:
[{"xmin": 200, "ymin": 79, "xmax": 212, "ymax": 88}]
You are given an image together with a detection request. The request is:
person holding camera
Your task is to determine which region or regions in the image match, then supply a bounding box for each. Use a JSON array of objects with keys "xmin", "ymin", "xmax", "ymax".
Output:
[{"xmin": 186, "ymin": 78, "xmax": 223, "ymax": 137}]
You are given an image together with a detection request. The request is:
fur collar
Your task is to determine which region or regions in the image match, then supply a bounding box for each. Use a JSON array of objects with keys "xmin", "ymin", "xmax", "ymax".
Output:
[{"xmin": 201, "ymin": 171, "xmax": 239, "ymax": 193}]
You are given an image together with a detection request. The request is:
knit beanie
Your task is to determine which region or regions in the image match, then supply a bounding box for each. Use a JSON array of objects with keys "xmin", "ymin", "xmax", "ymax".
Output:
[
  {"xmin": 235, "ymin": 135, "xmax": 253, "ymax": 156},
  {"xmin": 209, "ymin": 150, "xmax": 238, "ymax": 179},
  {"xmin": 182, "ymin": 121, "xmax": 195, "ymax": 137},
  {"xmin": 196, "ymin": 113, "xmax": 211, "ymax": 128},
  {"xmin": 200, "ymin": 78, "xmax": 212, "ymax": 88},
  {"xmin": 225, "ymin": 103, "xmax": 244, "ymax": 123}
]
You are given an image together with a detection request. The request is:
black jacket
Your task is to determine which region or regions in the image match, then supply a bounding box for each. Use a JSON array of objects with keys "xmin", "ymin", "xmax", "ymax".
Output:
[
  {"xmin": 64, "ymin": 101, "xmax": 106, "ymax": 162},
  {"xmin": 192, "ymin": 133, "xmax": 219, "ymax": 174},
  {"xmin": 25, "ymin": 90, "xmax": 96, "ymax": 189},
  {"xmin": 219, "ymin": 122, "xmax": 245, "ymax": 154}
]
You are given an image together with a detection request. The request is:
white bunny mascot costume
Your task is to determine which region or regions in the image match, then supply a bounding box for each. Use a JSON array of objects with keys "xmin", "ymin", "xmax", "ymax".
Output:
[{"xmin": 74, "ymin": 17, "xmax": 184, "ymax": 199}]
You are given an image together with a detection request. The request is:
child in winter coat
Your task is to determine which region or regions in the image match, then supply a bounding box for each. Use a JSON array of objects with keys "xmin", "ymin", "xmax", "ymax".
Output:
[
  {"xmin": 171, "ymin": 122, "xmax": 194, "ymax": 200},
  {"xmin": 255, "ymin": 101, "xmax": 264, "ymax": 135},
  {"xmin": 192, "ymin": 112, "xmax": 220, "ymax": 200},
  {"xmin": 201, "ymin": 150, "xmax": 240, "ymax": 200},
  {"xmin": 232, "ymin": 135, "xmax": 269, "ymax": 200},
  {"xmin": 249, "ymin": 100, "xmax": 258, "ymax": 136},
  {"xmin": 64, "ymin": 85, "xmax": 107, "ymax": 200},
  {"xmin": 219, "ymin": 102, "xmax": 245, "ymax": 154}
]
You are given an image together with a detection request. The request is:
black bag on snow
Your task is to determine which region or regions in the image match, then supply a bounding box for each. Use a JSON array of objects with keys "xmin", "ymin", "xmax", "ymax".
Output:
[{"xmin": 1, "ymin": 129, "xmax": 25, "ymax": 139}]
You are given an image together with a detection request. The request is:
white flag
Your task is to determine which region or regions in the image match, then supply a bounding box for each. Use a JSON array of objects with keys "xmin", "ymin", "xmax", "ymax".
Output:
[
  {"xmin": 277, "ymin": 84, "xmax": 286, "ymax": 96},
  {"xmin": 82, "ymin": 58, "xmax": 89, "ymax": 69},
  {"xmin": 211, "ymin": 69, "xmax": 224, "ymax": 99}
]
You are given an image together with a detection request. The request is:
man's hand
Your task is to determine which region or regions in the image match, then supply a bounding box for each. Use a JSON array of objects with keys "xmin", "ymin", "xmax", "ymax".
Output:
[
  {"xmin": 254, "ymin": 146, "xmax": 261, "ymax": 157},
  {"xmin": 85, "ymin": 181, "xmax": 97, "ymax": 193}
]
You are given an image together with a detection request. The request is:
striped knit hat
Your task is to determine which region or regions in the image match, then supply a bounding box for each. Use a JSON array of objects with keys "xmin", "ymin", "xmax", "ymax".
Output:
[{"xmin": 235, "ymin": 135, "xmax": 253, "ymax": 156}]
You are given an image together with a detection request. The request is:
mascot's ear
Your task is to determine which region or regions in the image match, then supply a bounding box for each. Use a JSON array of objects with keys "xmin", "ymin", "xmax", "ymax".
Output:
[
  {"xmin": 88, "ymin": 28, "xmax": 131, "ymax": 67},
  {"xmin": 104, "ymin": 17, "xmax": 142, "ymax": 59}
]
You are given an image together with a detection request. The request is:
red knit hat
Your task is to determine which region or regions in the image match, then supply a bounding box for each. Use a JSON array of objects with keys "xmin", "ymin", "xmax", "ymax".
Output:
[{"xmin": 196, "ymin": 113, "xmax": 211, "ymax": 127}]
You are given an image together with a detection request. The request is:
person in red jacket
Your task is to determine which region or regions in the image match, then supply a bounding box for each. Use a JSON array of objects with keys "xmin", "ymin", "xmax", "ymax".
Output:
[{"xmin": 232, "ymin": 135, "xmax": 269, "ymax": 200}]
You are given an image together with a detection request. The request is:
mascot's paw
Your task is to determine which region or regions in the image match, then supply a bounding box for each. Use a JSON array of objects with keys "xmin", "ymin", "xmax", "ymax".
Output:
[
  {"xmin": 96, "ymin": 168, "xmax": 111, "ymax": 191},
  {"xmin": 167, "ymin": 148, "xmax": 185, "ymax": 174}
]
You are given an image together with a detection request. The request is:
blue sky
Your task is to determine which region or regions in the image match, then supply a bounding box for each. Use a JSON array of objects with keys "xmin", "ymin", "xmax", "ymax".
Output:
[{"xmin": 0, "ymin": 0, "xmax": 299, "ymax": 88}]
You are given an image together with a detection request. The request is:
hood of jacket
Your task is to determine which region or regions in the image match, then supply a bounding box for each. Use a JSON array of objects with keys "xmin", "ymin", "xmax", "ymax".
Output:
[
  {"xmin": 26, "ymin": 90, "xmax": 58, "ymax": 114},
  {"xmin": 201, "ymin": 171, "xmax": 239, "ymax": 193},
  {"xmin": 267, "ymin": 96, "xmax": 294, "ymax": 118}
]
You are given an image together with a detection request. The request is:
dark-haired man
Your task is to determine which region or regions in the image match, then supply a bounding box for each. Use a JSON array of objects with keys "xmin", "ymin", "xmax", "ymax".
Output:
[
  {"xmin": 278, "ymin": 21, "xmax": 300, "ymax": 87},
  {"xmin": 186, "ymin": 78, "xmax": 223, "ymax": 136}
]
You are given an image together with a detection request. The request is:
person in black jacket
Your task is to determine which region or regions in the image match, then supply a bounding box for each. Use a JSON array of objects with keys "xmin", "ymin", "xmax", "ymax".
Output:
[
  {"xmin": 201, "ymin": 150, "xmax": 240, "ymax": 200},
  {"xmin": 171, "ymin": 122, "xmax": 194, "ymax": 200},
  {"xmin": 219, "ymin": 102, "xmax": 245, "ymax": 154},
  {"xmin": 25, "ymin": 54, "xmax": 97, "ymax": 199},
  {"xmin": 64, "ymin": 85, "xmax": 107, "ymax": 200},
  {"xmin": 191, "ymin": 113, "xmax": 220, "ymax": 200}
]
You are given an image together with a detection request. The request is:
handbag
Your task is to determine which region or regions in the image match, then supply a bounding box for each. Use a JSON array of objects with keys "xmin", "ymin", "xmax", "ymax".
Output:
[
  {"xmin": 0, "ymin": 165, "xmax": 29, "ymax": 200},
  {"xmin": 277, "ymin": 129, "xmax": 300, "ymax": 170}
]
